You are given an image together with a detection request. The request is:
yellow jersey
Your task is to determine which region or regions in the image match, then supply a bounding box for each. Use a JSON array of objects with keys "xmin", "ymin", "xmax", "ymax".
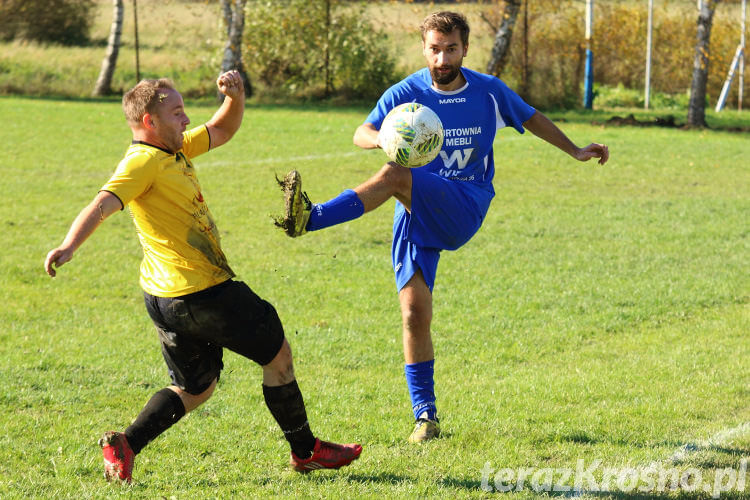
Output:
[{"xmin": 101, "ymin": 125, "xmax": 234, "ymax": 297}]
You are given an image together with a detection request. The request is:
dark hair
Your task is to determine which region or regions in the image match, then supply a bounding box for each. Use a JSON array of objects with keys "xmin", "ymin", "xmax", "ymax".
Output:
[
  {"xmin": 420, "ymin": 11, "xmax": 470, "ymax": 46},
  {"xmin": 122, "ymin": 78, "xmax": 176, "ymax": 124}
]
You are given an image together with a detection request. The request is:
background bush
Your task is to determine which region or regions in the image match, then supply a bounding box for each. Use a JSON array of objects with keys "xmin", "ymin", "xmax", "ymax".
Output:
[
  {"xmin": 0, "ymin": 0, "xmax": 95, "ymax": 46},
  {"xmin": 0, "ymin": 0, "xmax": 746, "ymax": 108},
  {"xmin": 243, "ymin": 0, "xmax": 399, "ymax": 100}
]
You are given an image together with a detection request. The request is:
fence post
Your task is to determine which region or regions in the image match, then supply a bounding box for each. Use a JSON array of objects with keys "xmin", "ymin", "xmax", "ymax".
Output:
[
  {"xmin": 645, "ymin": 0, "xmax": 654, "ymax": 109},
  {"xmin": 584, "ymin": 0, "xmax": 594, "ymax": 109}
]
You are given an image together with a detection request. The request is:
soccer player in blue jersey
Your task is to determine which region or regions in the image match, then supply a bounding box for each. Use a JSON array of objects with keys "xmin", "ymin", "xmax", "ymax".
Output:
[{"xmin": 277, "ymin": 11, "xmax": 609, "ymax": 443}]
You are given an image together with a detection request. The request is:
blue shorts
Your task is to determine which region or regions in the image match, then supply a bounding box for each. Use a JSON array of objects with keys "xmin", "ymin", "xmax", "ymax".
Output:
[{"xmin": 391, "ymin": 168, "xmax": 493, "ymax": 291}]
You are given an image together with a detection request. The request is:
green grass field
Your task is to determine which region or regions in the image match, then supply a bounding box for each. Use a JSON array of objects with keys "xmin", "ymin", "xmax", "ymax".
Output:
[{"xmin": 0, "ymin": 96, "xmax": 748, "ymax": 498}]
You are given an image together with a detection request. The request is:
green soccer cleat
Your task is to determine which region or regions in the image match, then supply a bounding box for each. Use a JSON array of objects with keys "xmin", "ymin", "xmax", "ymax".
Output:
[
  {"xmin": 408, "ymin": 417, "xmax": 441, "ymax": 443},
  {"xmin": 274, "ymin": 170, "xmax": 312, "ymax": 237}
]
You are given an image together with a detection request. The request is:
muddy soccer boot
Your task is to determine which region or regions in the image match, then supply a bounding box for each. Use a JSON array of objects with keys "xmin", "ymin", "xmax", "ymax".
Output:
[{"xmin": 274, "ymin": 170, "xmax": 312, "ymax": 237}]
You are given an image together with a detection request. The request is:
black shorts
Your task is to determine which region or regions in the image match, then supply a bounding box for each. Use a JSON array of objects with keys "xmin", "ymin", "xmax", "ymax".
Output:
[{"xmin": 143, "ymin": 280, "xmax": 285, "ymax": 394}]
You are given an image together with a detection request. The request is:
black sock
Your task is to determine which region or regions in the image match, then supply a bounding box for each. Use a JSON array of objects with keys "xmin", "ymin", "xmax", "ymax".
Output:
[
  {"xmin": 124, "ymin": 388, "xmax": 186, "ymax": 454},
  {"xmin": 262, "ymin": 380, "xmax": 316, "ymax": 459}
]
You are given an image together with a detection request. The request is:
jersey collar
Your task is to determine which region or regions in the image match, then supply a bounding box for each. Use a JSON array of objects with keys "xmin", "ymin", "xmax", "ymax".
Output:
[
  {"xmin": 431, "ymin": 81, "xmax": 469, "ymax": 95},
  {"xmin": 131, "ymin": 140, "xmax": 175, "ymax": 155}
]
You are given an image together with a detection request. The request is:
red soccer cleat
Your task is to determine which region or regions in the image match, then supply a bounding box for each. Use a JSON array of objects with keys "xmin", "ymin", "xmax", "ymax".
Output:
[
  {"xmin": 290, "ymin": 438, "xmax": 362, "ymax": 473},
  {"xmin": 98, "ymin": 431, "xmax": 134, "ymax": 483}
]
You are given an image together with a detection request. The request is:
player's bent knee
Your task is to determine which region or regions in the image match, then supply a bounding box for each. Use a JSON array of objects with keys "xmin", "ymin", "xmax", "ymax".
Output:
[
  {"xmin": 379, "ymin": 162, "xmax": 411, "ymax": 188},
  {"xmin": 173, "ymin": 378, "xmax": 217, "ymax": 412},
  {"xmin": 263, "ymin": 340, "xmax": 295, "ymax": 385}
]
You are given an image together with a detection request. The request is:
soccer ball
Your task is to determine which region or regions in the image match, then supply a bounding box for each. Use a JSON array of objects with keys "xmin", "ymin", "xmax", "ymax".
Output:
[{"xmin": 378, "ymin": 103, "xmax": 444, "ymax": 168}]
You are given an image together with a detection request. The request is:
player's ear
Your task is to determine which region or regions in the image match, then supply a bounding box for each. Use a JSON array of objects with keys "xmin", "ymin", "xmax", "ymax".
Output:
[{"xmin": 142, "ymin": 112, "xmax": 155, "ymax": 130}]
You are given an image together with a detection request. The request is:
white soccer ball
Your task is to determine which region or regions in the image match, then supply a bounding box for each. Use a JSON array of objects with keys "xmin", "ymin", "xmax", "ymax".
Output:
[{"xmin": 378, "ymin": 103, "xmax": 444, "ymax": 168}]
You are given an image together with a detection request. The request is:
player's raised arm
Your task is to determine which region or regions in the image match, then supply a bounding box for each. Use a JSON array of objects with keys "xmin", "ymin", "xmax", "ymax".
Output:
[
  {"xmin": 353, "ymin": 123, "xmax": 380, "ymax": 150},
  {"xmin": 523, "ymin": 110, "xmax": 609, "ymax": 165},
  {"xmin": 205, "ymin": 70, "xmax": 245, "ymax": 149},
  {"xmin": 44, "ymin": 191, "xmax": 122, "ymax": 277}
]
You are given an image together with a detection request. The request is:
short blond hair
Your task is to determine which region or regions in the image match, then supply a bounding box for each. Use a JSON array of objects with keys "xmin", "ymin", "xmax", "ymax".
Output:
[
  {"xmin": 420, "ymin": 11, "xmax": 470, "ymax": 47},
  {"xmin": 122, "ymin": 78, "xmax": 175, "ymax": 124}
]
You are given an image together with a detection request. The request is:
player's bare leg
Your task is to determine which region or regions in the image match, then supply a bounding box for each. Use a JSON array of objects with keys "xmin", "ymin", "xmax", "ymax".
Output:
[
  {"xmin": 399, "ymin": 271, "xmax": 434, "ymax": 363},
  {"xmin": 399, "ymin": 270, "xmax": 440, "ymax": 442},
  {"xmin": 262, "ymin": 338, "xmax": 295, "ymax": 386},
  {"xmin": 169, "ymin": 378, "xmax": 216, "ymax": 412},
  {"xmin": 353, "ymin": 162, "xmax": 413, "ymax": 213}
]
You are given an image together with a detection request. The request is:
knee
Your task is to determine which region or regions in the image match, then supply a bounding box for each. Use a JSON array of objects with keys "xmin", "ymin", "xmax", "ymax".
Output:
[
  {"xmin": 263, "ymin": 339, "xmax": 295, "ymax": 385},
  {"xmin": 378, "ymin": 162, "xmax": 411, "ymax": 193},
  {"xmin": 173, "ymin": 378, "xmax": 216, "ymax": 413},
  {"xmin": 197, "ymin": 378, "xmax": 217, "ymax": 402},
  {"xmin": 401, "ymin": 300, "xmax": 432, "ymax": 331}
]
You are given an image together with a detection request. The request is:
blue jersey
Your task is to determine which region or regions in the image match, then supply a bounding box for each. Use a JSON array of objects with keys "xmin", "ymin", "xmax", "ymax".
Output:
[
  {"xmin": 365, "ymin": 67, "xmax": 536, "ymax": 292},
  {"xmin": 365, "ymin": 67, "xmax": 536, "ymax": 195}
]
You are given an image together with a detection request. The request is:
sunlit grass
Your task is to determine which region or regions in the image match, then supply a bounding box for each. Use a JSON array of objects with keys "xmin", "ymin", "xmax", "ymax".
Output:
[{"xmin": 0, "ymin": 96, "xmax": 748, "ymax": 498}]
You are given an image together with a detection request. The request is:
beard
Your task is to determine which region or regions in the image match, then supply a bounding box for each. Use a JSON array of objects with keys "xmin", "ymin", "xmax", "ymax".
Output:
[{"xmin": 430, "ymin": 64, "xmax": 461, "ymax": 85}]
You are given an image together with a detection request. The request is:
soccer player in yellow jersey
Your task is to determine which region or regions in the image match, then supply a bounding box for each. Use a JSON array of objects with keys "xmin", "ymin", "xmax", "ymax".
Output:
[{"xmin": 44, "ymin": 71, "xmax": 361, "ymax": 482}]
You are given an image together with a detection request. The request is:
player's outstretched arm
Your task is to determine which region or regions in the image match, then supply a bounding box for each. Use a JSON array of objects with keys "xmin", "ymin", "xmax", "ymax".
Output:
[
  {"xmin": 523, "ymin": 111, "xmax": 609, "ymax": 165},
  {"xmin": 206, "ymin": 70, "xmax": 246, "ymax": 149},
  {"xmin": 44, "ymin": 191, "xmax": 122, "ymax": 277},
  {"xmin": 353, "ymin": 123, "xmax": 380, "ymax": 150}
]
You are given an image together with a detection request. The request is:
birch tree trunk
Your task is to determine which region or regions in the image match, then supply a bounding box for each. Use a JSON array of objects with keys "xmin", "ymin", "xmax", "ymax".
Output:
[
  {"xmin": 93, "ymin": 0, "xmax": 124, "ymax": 96},
  {"xmin": 219, "ymin": 0, "xmax": 252, "ymax": 100},
  {"xmin": 486, "ymin": 0, "xmax": 522, "ymax": 77},
  {"xmin": 687, "ymin": 0, "xmax": 721, "ymax": 127}
]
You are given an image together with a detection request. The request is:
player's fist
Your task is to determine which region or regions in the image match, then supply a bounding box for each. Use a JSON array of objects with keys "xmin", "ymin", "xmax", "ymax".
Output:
[{"xmin": 216, "ymin": 70, "xmax": 244, "ymax": 99}]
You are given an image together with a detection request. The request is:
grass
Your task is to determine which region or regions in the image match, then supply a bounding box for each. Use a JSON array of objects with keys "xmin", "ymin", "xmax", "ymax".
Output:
[{"xmin": 0, "ymin": 95, "xmax": 748, "ymax": 498}]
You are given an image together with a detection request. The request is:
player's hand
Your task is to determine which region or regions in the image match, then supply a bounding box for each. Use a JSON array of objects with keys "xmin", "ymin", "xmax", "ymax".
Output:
[
  {"xmin": 217, "ymin": 70, "xmax": 244, "ymax": 100},
  {"xmin": 44, "ymin": 247, "xmax": 73, "ymax": 277},
  {"xmin": 574, "ymin": 143, "xmax": 609, "ymax": 165}
]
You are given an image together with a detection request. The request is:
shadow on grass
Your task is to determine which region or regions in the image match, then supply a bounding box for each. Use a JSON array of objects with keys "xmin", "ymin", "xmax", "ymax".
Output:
[
  {"xmin": 547, "ymin": 109, "xmax": 750, "ymax": 133},
  {"xmin": 345, "ymin": 472, "xmax": 412, "ymax": 485}
]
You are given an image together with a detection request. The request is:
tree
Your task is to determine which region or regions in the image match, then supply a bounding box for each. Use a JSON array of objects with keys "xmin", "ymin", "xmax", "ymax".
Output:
[
  {"xmin": 687, "ymin": 0, "xmax": 721, "ymax": 127},
  {"xmin": 219, "ymin": 0, "xmax": 252, "ymax": 100},
  {"xmin": 485, "ymin": 0, "xmax": 523, "ymax": 78},
  {"xmin": 92, "ymin": 0, "xmax": 124, "ymax": 96}
]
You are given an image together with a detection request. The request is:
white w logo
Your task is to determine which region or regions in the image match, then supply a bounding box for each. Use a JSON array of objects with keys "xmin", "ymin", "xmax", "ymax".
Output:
[{"xmin": 439, "ymin": 148, "xmax": 474, "ymax": 170}]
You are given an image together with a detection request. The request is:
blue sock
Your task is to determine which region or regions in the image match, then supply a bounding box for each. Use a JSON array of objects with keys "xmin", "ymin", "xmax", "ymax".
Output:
[
  {"xmin": 306, "ymin": 189, "xmax": 365, "ymax": 232},
  {"xmin": 404, "ymin": 360, "xmax": 437, "ymax": 421}
]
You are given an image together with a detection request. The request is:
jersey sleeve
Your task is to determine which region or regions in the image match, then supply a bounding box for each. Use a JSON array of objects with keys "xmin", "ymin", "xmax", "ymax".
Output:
[
  {"xmin": 364, "ymin": 82, "xmax": 417, "ymax": 129},
  {"xmin": 492, "ymin": 79, "xmax": 536, "ymax": 133},
  {"xmin": 181, "ymin": 125, "xmax": 211, "ymax": 159},
  {"xmin": 100, "ymin": 151, "xmax": 158, "ymax": 208}
]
